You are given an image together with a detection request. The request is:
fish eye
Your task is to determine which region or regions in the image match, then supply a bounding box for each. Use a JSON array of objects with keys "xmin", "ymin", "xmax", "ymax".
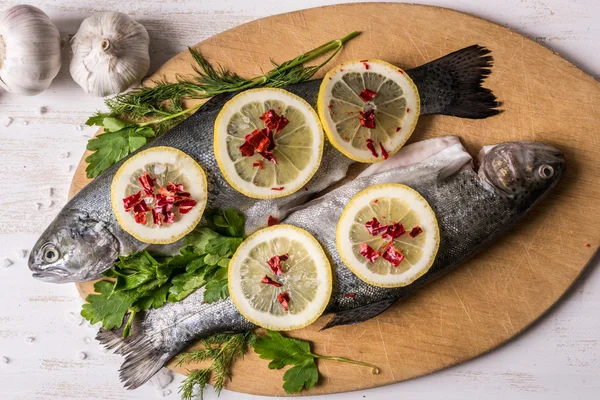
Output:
[
  {"xmin": 538, "ymin": 164, "xmax": 554, "ymax": 179},
  {"xmin": 42, "ymin": 245, "xmax": 60, "ymax": 263}
]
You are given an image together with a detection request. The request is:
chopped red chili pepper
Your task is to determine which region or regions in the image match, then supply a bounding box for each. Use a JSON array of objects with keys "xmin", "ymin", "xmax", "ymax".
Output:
[
  {"xmin": 382, "ymin": 244, "xmax": 404, "ymax": 267},
  {"xmin": 365, "ymin": 138, "xmax": 378, "ymax": 157},
  {"xmin": 396, "ymin": 127, "xmax": 401, "ymax": 132},
  {"xmin": 134, "ymin": 212, "xmax": 147, "ymax": 225},
  {"xmin": 277, "ymin": 292, "xmax": 290, "ymax": 311},
  {"xmin": 260, "ymin": 109, "xmax": 289, "ymax": 133},
  {"xmin": 271, "ymin": 186, "xmax": 285, "ymax": 191},
  {"xmin": 359, "ymin": 88, "xmax": 377, "ymax": 102},
  {"xmin": 398, "ymin": 69, "xmax": 404, "ymax": 74},
  {"xmin": 261, "ymin": 275, "xmax": 283, "ymax": 287},
  {"xmin": 123, "ymin": 191, "xmax": 142, "ymax": 212},
  {"xmin": 359, "ymin": 243, "xmax": 380, "ymax": 263},
  {"xmin": 152, "ymin": 209, "xmax": 162, "ymax": 226},
  {"xmin": 239, "ymin": 141, "xmax": 255, "ymax": 157},
  {"xmin": 138, "ymin": 172, "xmax": 157, "ymax": 196},
  {"xmin": 406, "ymin": 108, "xmax": 410, "ymax": 113},
  {"xmin": 175, "ymin": 199, "xmax": 197, "ymax": 214},
  {"xmin": 382, "ymin": 222, "xmax": 406, "ymax": 241},
  {"xmin": 359, "ymin": 110, "xmax": 376, "ymax": 129},
  {"xmin": 166, "ymin": 183, "xmax": 184, "ymax": 193},
  {"xmin": 328, "ymin": 104, "xmax": 333, "ymax": 109},
  {"xmin": 409, "ymin": 226, "xmax": 423, "ymax": 238},
  {"xmin": 253, "ymin": 160, "xmax": 264, "ymax": 169},
  {"xmin": 267, "ymin": 215, "xmax": 279, "ymax": 226},
  {"xmin": 585, "ymin": 243, "xmax": 591, "ymax": 248},
  {"xmin": 374, "ymin": 199, "xmax": 379, "ymax": 203},
  {"xmin": 363, "ymin": 62, "xmax": 370, "ymax": 70},
  {"xmin": 267, "ymin": 254, "xmax": 289, "ymax": 276},
  {"xmin": 248, "ymin": 129, "xmax": 271, "ymax": 152},
  {"xmin": 344, "ymin": 293, "xmax": 357, "ymax": 298},
  {"xmin": 380, "ymin": 143, "xmax": 389, "ymax": 160},
  {"xmin": 365, "ymin": 217, "xmax": 389, "ymax": 236},
  {"xmin": 133, "ymin": 201, "xmax": 149, "ymax": 214},
  {"xmin": 260, "ymin": 150, "xmax": 277, "ymax": 164},
  {"xmin": 359, "ymin": 59, "xmax": 369, "ymax": 62}
]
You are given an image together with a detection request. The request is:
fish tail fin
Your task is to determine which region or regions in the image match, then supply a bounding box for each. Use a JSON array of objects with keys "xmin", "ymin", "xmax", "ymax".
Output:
[
  {"xmin": 96, "ymin": 316, "xmax": 179, "ymax": 390},
  {"xmin": 320, "ymin": 297, "xmax": 399, "ymax": 331},
  {"xmin": 407, "ymin": 44, "xmax": 502, "ymax": 119}
]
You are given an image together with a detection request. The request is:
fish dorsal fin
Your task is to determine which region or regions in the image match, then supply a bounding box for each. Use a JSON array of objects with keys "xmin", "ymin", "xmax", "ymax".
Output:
[{"xmin": 320, "ymin": 297, "xmax": 399, "ymax": 331}]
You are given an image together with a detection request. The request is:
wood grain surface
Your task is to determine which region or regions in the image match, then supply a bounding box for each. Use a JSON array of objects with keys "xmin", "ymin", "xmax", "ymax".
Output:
[{"xmin": 69, "ymin": 3, "xmax": 600, "ymax": 396}]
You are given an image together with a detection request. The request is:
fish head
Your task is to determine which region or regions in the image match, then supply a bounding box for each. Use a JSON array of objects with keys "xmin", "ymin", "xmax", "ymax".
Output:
[
  {"xmin": 29, "ymin": 210, "xmax": 119, "ymax": 283},
  {"xmin": 479, "ymin": 141, "xmax": 565, "ymax": 202}
]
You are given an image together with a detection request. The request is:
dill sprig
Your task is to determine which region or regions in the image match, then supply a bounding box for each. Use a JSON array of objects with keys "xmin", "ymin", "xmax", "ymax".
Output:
[
  {"xmin": 104, "ymin": 31, "xmax": 360, "ymax": 134},
  {"xmin": 177, "ymin": 331, "xmax": 257, "ymax": 400}
]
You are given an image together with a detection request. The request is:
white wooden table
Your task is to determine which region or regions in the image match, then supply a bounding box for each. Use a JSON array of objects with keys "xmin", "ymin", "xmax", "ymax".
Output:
[{"xmin": 0, "ymin": 1, "xmax": 598, "ymax": 399}]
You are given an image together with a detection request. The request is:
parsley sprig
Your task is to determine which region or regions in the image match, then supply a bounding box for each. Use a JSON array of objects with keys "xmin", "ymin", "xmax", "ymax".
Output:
[
  {"xmin": 84, "ymin": 31, "xmax": 360, "ymax": 178},
  {"xmin": 80, "ymin": 209, "xmax": 245, "ymax": 337}
]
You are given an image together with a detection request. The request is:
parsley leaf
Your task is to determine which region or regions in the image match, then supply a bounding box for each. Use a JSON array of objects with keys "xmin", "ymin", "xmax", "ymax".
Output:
[
  {"xmin": 80, "ymin": 209, "xmax": 246, "ymax": 336},
  {"xmin": 84, "ymin": 115, "xmax": 155, "ymax": 178},
  {"xmin": 253, "ymin": 330, "xmax": 380, "ymax": 394}
]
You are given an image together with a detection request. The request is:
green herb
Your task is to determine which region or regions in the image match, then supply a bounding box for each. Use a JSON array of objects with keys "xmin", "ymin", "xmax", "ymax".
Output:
[
  {"xmin": 253, "ymin": 330, "xmax": 380, "ymax": 394},
  {"xmin": 80, "ymin": 209, "xmax": 245, "ymax": 337},
  {"xmin": 84, "ymin": 31, "xmax": 360, "ymax": 178},
  {"xmin": 177, "ymin": 332, "xmax": 257, "ymax": 400}
]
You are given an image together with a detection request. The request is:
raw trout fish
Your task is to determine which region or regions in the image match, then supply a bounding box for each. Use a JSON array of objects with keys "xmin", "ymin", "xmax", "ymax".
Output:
[
  {"xmin": 29, "ymin": 45, "xmax": 500, "ymax": 283},
  {"xmin": 98, "ymin": 136, "xmax": 564, "ymax": 389}
]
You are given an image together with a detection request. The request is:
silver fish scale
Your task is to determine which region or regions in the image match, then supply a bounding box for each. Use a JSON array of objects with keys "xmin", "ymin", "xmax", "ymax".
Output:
[
  {"xmin": 136, "ymin": 144, "xmax": 526, "ymax": 356},
  {"xmin": 67, "ymin": 80, "xmax": 353, "ymax": 255}
]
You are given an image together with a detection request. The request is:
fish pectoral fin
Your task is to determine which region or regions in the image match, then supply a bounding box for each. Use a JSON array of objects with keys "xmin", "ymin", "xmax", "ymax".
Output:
[
  {"xmin": 320, "ymin": 296, "xmax": 400, "ymax": 331},
  {"xmin": 96, "ymin": 314, "xmax": 181, "ymax": 390}
]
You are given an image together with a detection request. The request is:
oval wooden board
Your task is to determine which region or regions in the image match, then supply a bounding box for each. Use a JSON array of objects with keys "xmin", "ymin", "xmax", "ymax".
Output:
[{"xmin": 71, "ymin": 3, "xmax": 599, "ymax": 396}]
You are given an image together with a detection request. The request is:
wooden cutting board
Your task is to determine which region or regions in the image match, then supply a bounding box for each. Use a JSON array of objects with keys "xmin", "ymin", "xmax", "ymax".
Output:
[{"xmin": 70, "ymin": 3, "xmax": 600, "ymax": 396}]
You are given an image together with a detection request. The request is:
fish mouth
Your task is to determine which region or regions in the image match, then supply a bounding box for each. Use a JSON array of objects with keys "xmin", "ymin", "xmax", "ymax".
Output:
[{"xmin": 31, "ymin": 267, "xmax": 70, "ymax": 282}]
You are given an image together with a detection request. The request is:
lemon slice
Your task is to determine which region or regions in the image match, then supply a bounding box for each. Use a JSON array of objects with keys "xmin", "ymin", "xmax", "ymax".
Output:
[
  {"xmin": 336, "ymin": 184, "xmax": 439, "ymax": 288},
  {"xmin": 214, "ymin": 88, "xmax": 324, "ymax": 199},
  {"xmin": 111, "ymin": 146, "xmax": 207, "ymax": 244},
  {"xmin": 317, "ymin": 59, "xmax": 420, "ymax": 163},
  {"xmin": 228, "ymin": 224, "xmax": 332, "ymax": 330}
]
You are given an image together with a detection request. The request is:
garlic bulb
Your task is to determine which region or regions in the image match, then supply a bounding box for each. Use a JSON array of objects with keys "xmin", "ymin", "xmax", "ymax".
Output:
[
  {"xmin": 70, "ymin": 12, "xmax": 150, "ymax": 97},
  {"xmin": 0, "ymin": 5, "xmax": 62, "ymax": 96}
]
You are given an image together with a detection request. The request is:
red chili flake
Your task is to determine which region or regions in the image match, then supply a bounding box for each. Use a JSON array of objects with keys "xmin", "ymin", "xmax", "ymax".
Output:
[
  {"xmin": 134, "ymin": 212, "xmax": 147, "ymax": 225},
  {"xmin": 267, "ymin": 254, "xmax": 289, "ymax": 276},
  {"xmin": 123, "ymin": 191, "xmax": 142, "ymax": 212},
  {"xmin": 340, "ymin": 68, "xmax": 344, "ymax": 72},
  {"xmin": 380, "ymin": 143, "xmax": 389, "ymax": 160},
  {"xmin": 152, "ymin": 209, "xmax": 162, "ymax": 226},
  {"xmin": 365, "ymin": 138, "xmax": 378, "ymax": 157},
  {"xmin": 360, "ymin": 59, "xmax": 369, "ymax": 62},
  {"xmin": 267, "ymin": 215, "xmax": 279, "ymax": 226},
  {"xmin": 166, "ymin": 183, "xmax": 184, "ymax": 193},
  {"xmin": 138, "ymin": 172, "xmax": 157, "ymax": 196},
  {"xmin": 328, "ymin": 104, "xmax": 333, "ymax": 109},
  {"xmin": 277, "ymin": 292, "xmax": 290, "ymax": 311},
  {"xmin": 259, "ymin": 109, "xmax": 289, "ymax": 133},
  {"xmin": 164, "ymin": 211, "xmax": 175, "ymax": 224},
  {"xmin": 344, "ymin": 293, "xmax": 357, "ymax": 298},
  {"xmin": 304, "ymin": 187, "xmax": 308, "ymax": 191},
  {"xmin": 359, "ymin": 88, "xmax": 377, "ymax": 102},
  {"xmin": 374, "ymin": 199, "xmax": 379, "ymax": 203},
  {"xmin": 360, "ymin": 110, "xmax": 376, "ymax": 129},
  {"xmin": 406, "ymin": 108, "xmax": 410, "ymax": 113},
  {"xmin": 239, "ymin": 141, "xmax": 255, "ymax": 157},
  {"xmin": 585, "ymin": 243, "xmax": 591, "ymax": 248},
  {"xmin": 261, "ymin": 275, "xmax": 283, "ymax": 287},
  {"xmin": 359, "ymin": 243, "xmax": 380, "ymax": 263},
  {"xmin": 398, "ymin": 69, "xmax": 404, "ymax": 74},
  {"xmin": 271, "ymin": 186, "xmax": 285, "ymax": 191},
  {"xmin": 396, "ymin": 127, "xmax": 401, "ymax": 132},
  {"xmin": 175, "ymin": 198, "xmax": 197, "ymax": 214},
  {"xmin": 365, "ymin": 217, "xmax": 389, "ymax": 236},
  {"xmin": 409, "ymin": 226, "xmax": 423, "ymax": 238},
  {"xmin": 382, "ymin": 222, "xmax": 406, "ymax": 240},
  {"xmin": 239, "ymin": 128, "xmax": 275, "ymax": 159},
  {"xmin": 253, "ymin": 160, "xmax": 264, "ymax": 169},
  {"xmin": 363, "ymin": 62, "xmax": 370, "ymax": 70},
  {"xmin": 382, "ymin": 244, "xmax": 404, "ymax": 267},
  {"xmin": 259, "ymin": 150, "xmax": 278, "ymax": 165}
]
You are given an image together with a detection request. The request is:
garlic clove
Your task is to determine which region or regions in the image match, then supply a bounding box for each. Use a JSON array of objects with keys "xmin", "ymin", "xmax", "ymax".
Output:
[
  {"xmin": 0, "ymin": 5, "xmax": 62, "ymax": 96},
  {"xmin": 70, "ymin": 12, "xmax": 150, "ymax": 97}
]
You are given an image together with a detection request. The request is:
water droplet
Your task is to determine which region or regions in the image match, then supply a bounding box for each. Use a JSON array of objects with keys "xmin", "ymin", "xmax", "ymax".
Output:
[
  {"xmin": 36, "ymin": 202, "xmax": 43, "ymax": 210},
  {"xmin": 3, "ymin": 117, "xmax": 13, "ymax": 127},
  {"xmin": 77, "ymin": 352, "xmax": 87, "ymax": 360},
  {"xmin": 47, "ymin": 200, "xmax": 54, "ymax": 208},
  {"xmin": 241, "ymin": 115, "xmax": 250, "ymax": 123},
  {"xmin": 38, "ymin": 106, "xmax": 47, "ymax": 115},
  {"xmin": 2, "ymin": 259, "xmax": 12, "ymax": 268},
  {"xmin": 22, "ymin": 121, "xmax": 28, "ymax": 126},
  {"xmin": 25, "ymin": 336, "xmax": 35, "ymax": 344},
  {"xmin": 67, "ymin": 165, "xmax": 73, "ymax": 172},
  {"xmin": 67, "ymin": 312, "xmax": 84, "ymax": 326},
  {"xmin": 161, "ymin": 389, "xmax": 172, "ymax": 397},
  {"xmin": 83, "ymin": 337, "xmax": 92, "ymax": 344},
  {"xmin": 49, "ymin": 188, "xmax": 54, "ymax": 197},
  {"xmin": 59, "ymin": 152, "xmax": 70, "ymax": 159},
  {"xmin": 1, "ymin": 356, "xmax": 9, "ymax": 364},
  {"xmin": 20, "ymin": 249, "xmax": 28, "ymax": 258},
  {"xmin": 75, "ymin": 125, "xmax": 83, "ymax": 131}
]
